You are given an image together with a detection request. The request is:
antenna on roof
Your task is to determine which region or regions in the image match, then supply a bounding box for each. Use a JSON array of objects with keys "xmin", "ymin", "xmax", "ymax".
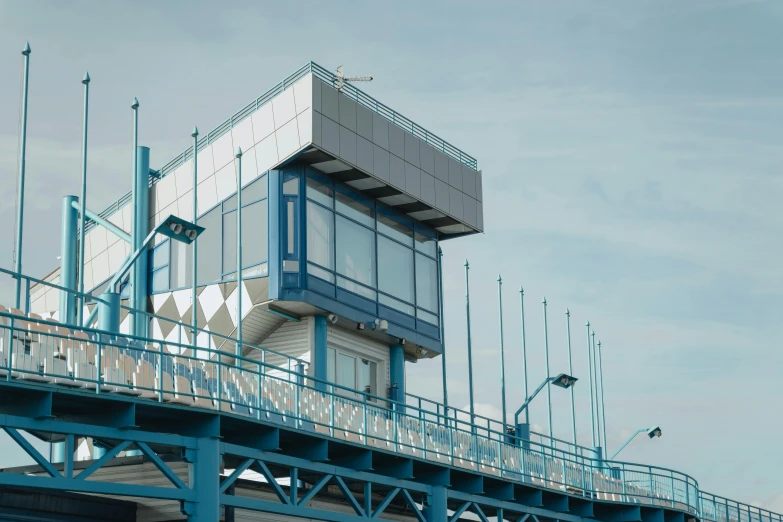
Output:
[{"xmin": 334, "ymin": 65, "xmax": 373, "ymax": 91}]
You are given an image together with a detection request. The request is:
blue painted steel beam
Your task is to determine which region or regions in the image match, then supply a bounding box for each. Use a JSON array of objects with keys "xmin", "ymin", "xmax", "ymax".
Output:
[
  {"xmin": 389, "ymin": 344, "xmax": 405, "ymax": 401},
  {"xmin": 313, "ymin": 315, "xmax": 327, "ymax": 391},
  {"xmin": 59, "ymin": 196, "xmax": 79, "ymax": 325},
  {"xmin": 220, "ymin": 495, "xmax": 370, "ymax": 522},
  {"xmin": 0, "ymin": 473, "xmax": 194, "ymax": 502},
  {"xmin": 71, "ymin": 200, "xmax": 131, "ymax": 244},
  {"xmin": 447, "ymin": 490, "xmax": 584, "ymax": 522}
]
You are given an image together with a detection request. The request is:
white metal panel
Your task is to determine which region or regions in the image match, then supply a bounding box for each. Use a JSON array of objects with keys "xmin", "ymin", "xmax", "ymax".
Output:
[
  {"xmin": 251, "ymin": 102, "xmax": 276, "ymax": 144},
  {"xmin": 174, "ymin": 159, "xmax": 194, "ymax": 198},
  {"xmin": 212, "ymin": 131, "xmax": 235, "ymax": 171},
  {"xmin": 293, "ymin": 74, "xmax": 313, "ymax": 115},
  {"xmin": 232, "ymin": 116, "xmax": 256, "ymax": 154},
  {"xmin": 256, "ymin": 133, "xmax": 279, "ymax": 174},
  {"xmin": 276, "ymin": 118, "xmax": 301, "ymax": 161},
  {"xmin": 297, "ymin": 108, "xmax": 313, "ymax": 147},
  {"xmin": 214, "ymin": 162, "xmax": 237, "ymax": 204},
  {"xmin": 338, "ymin": 93, "xmax": 357, "ymax": 132},
  {"xmin": 272, "ymin": 88, "xmax": 297, "ymax": 129}
]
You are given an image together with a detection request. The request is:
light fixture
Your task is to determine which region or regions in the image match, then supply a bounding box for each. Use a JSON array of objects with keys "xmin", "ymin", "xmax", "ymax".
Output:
[
  {"xmin": 169, "ymin": 222, "xmax": 183, "ymax": 235},
  {"xmin": 610, "ymin": 425, "xmax": 663, "ymax": 460},
  {"xmin": 398, "ymin": 338, "xmax": 406, "ymax": 345},
  {"xmin": 356, "ymin": 322, "xmax": 365, "ymax": 331},
  {"xmin": 552, "ymin": 373, "xmax": 578, "ymax": 389},
  {"xmin": 328, "ymin": 314, "xmax": 338, "ymax": 324},
  {"xmin": 186, "ymin": 229, "xmax": 197, "ymax": 241},
  {"xmin": 416, "ymin": 347, "xmax": 429, "ymax": 357},
  {"xmin": 379, "ymin": 319, "xmax": 388, "ymax": 332},
  {"xmin": 647, "ymin": 426, "xmax": 662, "ymax": 438}
]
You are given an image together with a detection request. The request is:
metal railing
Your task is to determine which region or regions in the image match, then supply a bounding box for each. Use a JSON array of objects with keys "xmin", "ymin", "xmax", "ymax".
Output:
[
  {"xmin": 86, "ymin": 61, "xmax": 478, "ymax": 235},
  {"xmin": 701, "ymin": 492, "xmax": 783, "ymax": 522}
]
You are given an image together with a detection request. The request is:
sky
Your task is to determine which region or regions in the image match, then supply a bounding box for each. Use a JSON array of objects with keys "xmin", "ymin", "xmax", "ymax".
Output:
[{"xmin": 0, "ymin": 0, "xmax": 782, "ymax": 511}]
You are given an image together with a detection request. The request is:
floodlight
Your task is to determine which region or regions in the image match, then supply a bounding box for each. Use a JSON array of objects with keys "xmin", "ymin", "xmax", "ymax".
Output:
[
  {"xmin": 328, "ymin": 314, "xmax": 338, "ymax": 324},
  {"xmin": 169, "ymin": 222, "xmax": 183, "ymax": 235},
  {"xmin": 647, "ymin": 426, "xmax": 662, "ymax": 438},
  {"xmin": 552, "ymin": 373, "xmax": 578, "ymax": 389},
  {"xmin": 186, "ymin": 229, "xmax": 197, "ymax": 241}
]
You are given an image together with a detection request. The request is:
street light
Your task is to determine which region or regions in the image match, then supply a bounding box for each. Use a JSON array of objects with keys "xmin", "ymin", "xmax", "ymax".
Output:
[
  {"xmin": 610, "ymin": 426, "xmax": 662, "ymax": 460},
  {"xmin": 513, "ymin": 373, "xmax": 578, "ymax": 434}
]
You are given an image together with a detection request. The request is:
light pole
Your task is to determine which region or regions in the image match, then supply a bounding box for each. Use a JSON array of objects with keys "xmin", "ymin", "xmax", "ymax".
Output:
[
  {"xmin": 566, "ymin": 309, "xmax": 577, "ymax": 446},
  {"xmin": 498, "ymin": 275, "xmax": 507, "ymax": 428},
  {"xmin": 610, "ymin": 427, "xmax": 662, "ymax": 461},
  {"xmin": 513, "ymin": 373, "xmax": 578, "ymax": 438},
  {"xmin": 464, "ymin": 260, "xmax": 475, "ymax": 426}
]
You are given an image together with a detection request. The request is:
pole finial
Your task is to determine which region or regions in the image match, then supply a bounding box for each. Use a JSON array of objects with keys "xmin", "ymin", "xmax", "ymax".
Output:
[
  {"xmin": 566, "ymin": 308, "xmax": 570, "ymax": 316},
  {"xmin": 542, "ymin": 297, "xmax": 547, "ymax": 305},
  {"xmin": 519, "ymin": 286, "xmax": 524, "ymax": 294},
  {"xmin": 131, "ymin": 97, "xmax": 139, "ymax": 109},
  {"xmin": 22, "ymin": 42, "xmax": 31, "ymax": 55},
  {"xmin": 598, "ymin": 340, "xmax": 602, "ymax": 347},
  {"xmin": 235, "ymin": 147, "xmax": 243, "ymax": 158},
  {"xmin": 464, "ymin": 259, "xmax": 469, "ymax": 268},
  {"xmin": 438, "ymin": 245, "xmax": 443, "ymax": 254},
  {"xmin": 191, "ymin": 126, "xmax": 199, "ymax": 137},
  {"xmin": 586, "ymin": 320, "xmax": 590, "ymax": 327},
  {"xmin": 497, "ymin": 274, "xmax": 502, "ymax": 283},
  {"xmin": 82, "ymin": 71, "xmax": 90, "ymax": 84}
]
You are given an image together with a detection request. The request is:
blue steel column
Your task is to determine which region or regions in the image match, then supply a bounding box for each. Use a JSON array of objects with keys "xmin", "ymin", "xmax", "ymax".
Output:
[
  {"xmin": 77, "ymin": 72, "xmax": 90, "ymax": 325},
  {"xmin": 131, "ymin": 145, "xmax": 150, "ymax": 337},
  {"xmin": 519, "ymin": 288, "xmax": 529, "ymax": 425},
  {"xmin": 598, "ymin": 339, "xmax": 608, "ymax": 452},
  {"xmin": 424, "ymin": 486, "xmax": 447, "ymax": 522},
  {"xmin": 99, "ymin": 292, "xmax": 121, "ymax": 333},
  {"xmin": 235, "ymin": 148, "xmax": 243, "ymax": 357},
  {"xmin": 566, "ymin": 309, "xmax": 577, "ymax": 446},
  {"xmin": 586, "ymin": 321, "xmax": 596, "ymax": 447},
  {"xmin": 13, "ymin": 42, "xmax": 31, "ymax": 308},
  {"xmin": 497, "ymin": 275, "xmax": 507, "ymax": 428},
  {"xmin": 191, "ymin": 127, "xmax": 199, "ymax": 349},
  {"xmin": 389, "ymin": 344, "xmax": 405, "ymax": 403},
  {"xmin": 188, "ymin": 436, "xmax": 220, "ymax": 521},
  {"xmin": 464, "ymin": 260, "xmax": 475, "ymax": 425},
  {"xmin": 591, "ymin": 329, "xmax": 601, "ymax": 447},
  {"xmin": 59, "ymin": 196, "xmax": 79, "ymax": 325},
  {"xmin": 542, "ymin": 297, "xmax": 552, "ymax": 440},
  {"xmin": 438, "ymin": 247, "xmax": 448, "ymax": 413},
  {"xmin": 314, "ymin": 315, "xmax": 327, "ymax": 391}
]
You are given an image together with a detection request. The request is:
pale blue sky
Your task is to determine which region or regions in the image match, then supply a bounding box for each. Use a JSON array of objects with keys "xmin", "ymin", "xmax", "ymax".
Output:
[{"xmin": 0, "ymin": 0, "xmax": 781, "ymax": 510}]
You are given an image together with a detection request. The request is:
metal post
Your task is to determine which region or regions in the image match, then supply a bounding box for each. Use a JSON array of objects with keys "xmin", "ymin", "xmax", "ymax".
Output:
[
  {"xmin": 438, "ymin": 246, "xmax": 448, "ymax": 414},
  {"xmin": 598, "ymin": 340, "xmax": 608, "ymax": 452},
  {"xmin": 235, "ymin": 148, "xmax": 243, "ymax": 357},
  {"xmin": 566, "ymin": 309, "xmax": 577, "ymax": 446},
  {"xmin": 77, "ymin": 72, "xmax": 90, "ymax": 325},
  {"xmin": 464, "ymin": 260, "xmax": 475, "ymax": 427},
  {"xmin": 519, "ymin": 287, "xmax": 529, "ymax": 425},
  {"xmin": 497, "ymin": 275, "xmax": 507, "ymax": 428},
  {"xmin": 542, "ymin": 298, "xmax": 552, "ymax": 441},
  {"xmin": 189, "ymin": 436, "xmax": 220, "ymax": 521},
  {"xmin": 14, "ymin": 42, "xmax": 32, "ymax": 308},
  {"xmin": 59, "ymin": 196, "xmax": 79, "ymax": 325},
  {"xmin": 191, "ymin": 127, "xmax": 199, "ymax": 352},
  {"xmin": 586, "ymin": 321, "xmax": 596, "ymax": 447},
  {"xmin": 98, "ymin": 292, "xmax": 120, "ymax": 334},
  {"xmin": 424, "ymin": 485, "xmax": 447, "ymax": 522},
  {"xmin": 591, "ymin": 330, "xmax": 600, "ymax": 447}
]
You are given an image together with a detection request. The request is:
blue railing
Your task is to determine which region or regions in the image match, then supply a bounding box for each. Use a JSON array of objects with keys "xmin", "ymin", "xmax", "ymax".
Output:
[
  {"xmin": 85, "ymin": 61, "xmax": 478, "ymax": 235},
  {"xmin": 701, "ymin": 492, "xmax": 783, "ymax": 522}
]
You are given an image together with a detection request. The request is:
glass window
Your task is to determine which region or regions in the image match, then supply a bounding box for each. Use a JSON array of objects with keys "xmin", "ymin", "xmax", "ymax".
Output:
[
  {"xmin": 197, "ymin": 207, "xmax": 221, "ymax": 285},
  {"xmin": 150, "ymin": 268, "xmax": 168, "ymax": 294},
  {"xmin": 283, "ymin": 260, "xmax": 300, "ymax": 272},
  {"xmin": 150, "ymin": 240, "xmax": 169, "ymax": 270},
  {"xmin": 222, "ymin": 211, "xmax": 237, "ymax": 274},
  {"xmin": 414, "ymin": 232, "xmax": 437, "ymax": 257},
  {"xmin": 358, "ymin": 359, "xmax": 377, "ymax": 395},
  {"xmin": 308, "ymin": 263, "xmax": 334, "ymax": 283},
  {"xmin": 377, "ymin": 214, "xmax": 413, "ymax": 246},
  {"xmin": 337, "ymin": 353, "xmax": 356, "ymax": 389},
  {"xmin": 337, "ymin": 276, "xmax": 377, "ymax": 300},
  {"xmin": 170, "ymin": 237, "xmax": 192, "ymax": 289},
  {"xmin": 377, "ymin": 235, "xmax": 414, "ymax": 305},
  {"xmin": 415, "ymin": 253, "xmax": 438, "ymax": 313},
  {"xmin": 307, "ymin": 202, "xmax": 334, "ymax": 270},
  {"xmin": 336, "ymin": 191, "xmax": 374, "ymax": 228},
  {"xmin": 242, "ymin": 200, "xmax": 267, "ymax": 268},
  {"xmin": 286, "ymin": 201, "xmax": 295, "ymax": 255},
  {"xmin": 327, "ymin": 347, "xmax": 336, "ymax": 382},
  {"xmin": 306, "ymin": 177, "xmax": 333, "ymax": 208},
  {"xmin": 283, "ymin": 178, "xmax": 299, "ymax": 195},
  {"xmin": 336, "ymin": 215, "xmax": 375, "ymax": 289},
  {"xmin": 244, "ymin": 175, "xmax": 267, "ymax": 202},
  {"xmin": 418, "ymin": 308, "xmax": 439, "ymax": 326},
  {"xmin": 379, "ymin": 293, "xmax": 415, "ymax": 316}
]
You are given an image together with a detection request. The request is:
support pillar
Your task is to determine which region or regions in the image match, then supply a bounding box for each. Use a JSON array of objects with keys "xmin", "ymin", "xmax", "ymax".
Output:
[
  {"xmin": 130, "ymin": 146, "xmax": 150, "ymax": 338},
  {"xmin": 59, "ymin": 196, "xmax": 79, "ymax": 325},
  {"xmin": 51, "ymin": 442, "xmax": 65, "ymax": 464},
  {"xmin": 186, "ymin": 436, "xmax": 220, "ymax": 522},
  {"xmin": 389, "ymin": 344, "xmax": 405, "ymax": 404},
  {"xmin": 314, "ymin": 315, "xmax": 327, "ymax": 391},
  {"xmin": 424, "ymin": 485, "xmax": 447, "ymax": 522},
  {"xmin": 98, "ymin": 291, "xmax": 120, "ymax": 334}
]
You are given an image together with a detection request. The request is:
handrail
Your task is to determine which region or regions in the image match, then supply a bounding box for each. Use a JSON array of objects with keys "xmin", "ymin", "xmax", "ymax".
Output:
[
  {"xmin": 86, "ymin": 60, "xmax": 478, "ymax": 234},
  {"xmin": 700, "ymin": 491, "xmax": 783, "ymax": 522},
  {"xmin": 0, "ymin": 267, "xmax": 109, "ymax": 307}
]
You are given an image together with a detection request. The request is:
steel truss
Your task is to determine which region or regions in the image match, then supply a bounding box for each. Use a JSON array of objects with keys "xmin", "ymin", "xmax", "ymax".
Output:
[{"xmin": 0, "ymin": 383, "xmax": 688, "ymax": 522}]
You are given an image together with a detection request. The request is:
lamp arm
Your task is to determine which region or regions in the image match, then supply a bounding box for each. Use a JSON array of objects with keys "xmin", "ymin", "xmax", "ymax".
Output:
[
  {"xmin": 108, "ymin": 228, "xmax": 158, "ymax": 292},
  {"xmin": 609, "ymin": 428, "xmax": 646, "ymax": 460},
  {"xmin": 514, "ymin": 377, "xmax": 555, "ymax": 420}
]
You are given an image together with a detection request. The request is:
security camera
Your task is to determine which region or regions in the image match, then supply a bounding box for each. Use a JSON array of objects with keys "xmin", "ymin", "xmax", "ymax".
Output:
[
  {"xmin": 327, "ymin": 314, "xmax": 338, "ymax": 324},
  {"xmin": 379, "ymin": 319, "xmax": 388, "ymax": 332},
  {"xmin": 356, "ymin": 322, "xmax": 365, "ymax": 331}
]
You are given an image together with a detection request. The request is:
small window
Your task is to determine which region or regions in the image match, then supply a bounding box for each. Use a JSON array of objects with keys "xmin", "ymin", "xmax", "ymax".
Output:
[
  {"xmin": 377, "ymin": 214, "xmax": 413, "ymax": 246},
  {"xmin": 414, "ymin": 232, "xmax": 437, "ymax": 257},
  {"xmin": 287, "ymin": 201, "xmax": 295, "ymax": 255},
  {"xmin": 336, "ymin": 191, "xmax": 374, "ymax": 228},
  {"xmin": 283, "ymin": 178, "xmax": 299, "ymax": 195},
  {"xmin": 306, "ymin": 177, "xmax": 333, "ymax": 208},
  {"xmin": 337, "ymin": 353, "xmax": 356, "ymax": 389},
  {"xmin": 327, "ymin": 347, "xmax": 336, "ymax": 383}
]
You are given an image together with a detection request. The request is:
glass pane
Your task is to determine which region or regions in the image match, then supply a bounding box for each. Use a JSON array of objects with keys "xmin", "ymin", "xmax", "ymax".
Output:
[
  {"xmin": 222, "ymin": 211, "xmax": 237, "ymax": 274},
  {"xmin": 306, "ymin": 202, "xmax": 334, "ymax": 270},
  {"xmin": 336, "ymin": 191, "xmax": 374, "ymax": 228},
  {"xmin": 242, "ymin": 200, "xmax": 267, "ymax": 268},
  {"xmin": 287, "ymin": 201, "xmax": 295, "ymax": 255},
  {"xmin": 377, "ymin": 214, "xmax": 413, "ymax": 246},
  {"xmin": 414, "ymin": 232, "xmax": 437, "ymax": 257},
  {"xmin": 150, "ymin": 240, "xmax": 169, "ymax": 270},
  {"xmin": 336, "ymin": 216, "xmax": 375, "ymax": 289},
  {"xmin": 224, "ymin": 193, "xmax": 237, "ymax": 212},
  {"xmin": 197, "ymin": 207, "xmax": 222, "ymax": 285},
  {"xmin": 379, "ymin": 293, "xmax": 415, "ymax": 316},
  {"xmin": 377, "ymin": 236, "xmax": 414, "ymax": 304},
  {"xmin": 150, "ymin": 268, "xmax": 168, "ymax": 293},
  {"xmin": 337, "ymin": 276, "xmax": 377, "ymax": 300},
  {"xmin": 243, "ymin": 175, "xmax": 267, "ymax": 202},
  {"xmin": 283, "ymin": 260, "xmax": 300, "ymax": 272},
  {"xmin": 243, "ymin": 263, "xmax": 268, "ymax": 278},
  {"xmin": 327, "ymin": 347, "xmax": 336, "ymax": 382},
  {"xmin": 415, "ymin": 253, "xmax": 438, "ymax": 313},
  {"xmin": 358, "ymin": 359, "xmax": 376, "ymax": 395},
  {"xmin": 283, "ymin": 178, "xmax": 299, "ymax": 195},
  {"xmin": 418, "ymin": 308, "xmax": 439, "ymax": 326},
  {"xmin": 337, "ymin": 353, "xmax": 356, "ymax": 389},
  {"xmin": 308, "ymin": 263, "xmax": 335, "ymax": 283},
  {"xmin": 306, "ymin": 177, "xmax": 333, "ymax": 208},
  {"xmin": 170, "ymin": 237, "xmax": 192, "ymax": 289}
]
